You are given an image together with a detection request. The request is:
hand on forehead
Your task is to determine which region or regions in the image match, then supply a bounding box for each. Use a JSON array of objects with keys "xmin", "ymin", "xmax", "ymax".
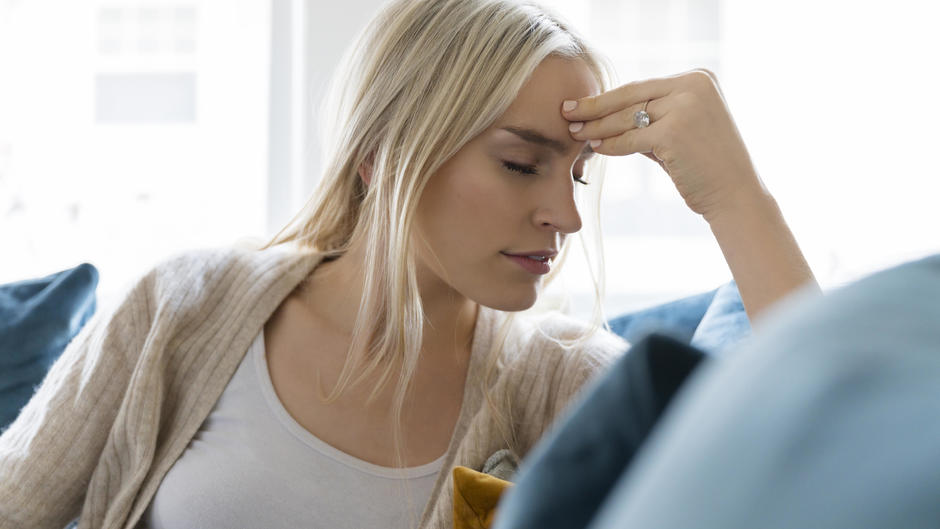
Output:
[{"xmin": 492, "ymin": 56, "xmax": 600, "ymax": 156}]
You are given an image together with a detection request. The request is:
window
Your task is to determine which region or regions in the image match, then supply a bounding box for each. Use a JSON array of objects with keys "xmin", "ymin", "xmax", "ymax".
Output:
[{"xmin": 0, "ymin": 0, "xmax": 270, "ymax": 308}]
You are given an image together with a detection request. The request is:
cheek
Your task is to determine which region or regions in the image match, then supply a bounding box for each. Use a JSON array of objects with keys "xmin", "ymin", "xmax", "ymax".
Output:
[{"xmin": 420, "ymin": 167, "xmax": 517, "ymax": 256}]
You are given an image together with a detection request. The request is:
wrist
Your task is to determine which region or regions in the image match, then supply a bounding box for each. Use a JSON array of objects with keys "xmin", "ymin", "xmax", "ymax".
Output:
[
  {"xmin": 702, "ymin": 182, "xmax": 778, "ymax": 228},
  {"xmin": 701, "ymin": 184, "xmax": 819, "ymax": 321}
]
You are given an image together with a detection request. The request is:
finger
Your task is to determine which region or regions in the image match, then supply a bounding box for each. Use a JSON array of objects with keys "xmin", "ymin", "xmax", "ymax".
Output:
[
  {"xmin": 590, "ymin": 135, "xmax": 667, "ymax": 174},
  {"xmin": 562, "ymin": 76, "xmax": 673, "ymax": 121},
  {"xmin": 588, "ymin": 123, "xmax": 659, "ymax": 158},
  {"xmin": 568, "ymin": 99, "xmax": 660, "ymax": 141}
]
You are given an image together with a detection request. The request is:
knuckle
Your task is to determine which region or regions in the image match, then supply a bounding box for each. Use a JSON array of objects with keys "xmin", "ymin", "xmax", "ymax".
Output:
[
  {"xmin": 587, "ymin": 96, "xmax": 609, "ymax": 118},
  {"xmin": 621, "ymin": 134, "xmax": 636, "ymax": 154},
  {"xmin": 696, "ymin": 68, "xmax": 717, "ymax": 81},
  {"xmin": 576, "ymin": 95, "xmax": 593, "ymax": 110},
  {"xmin": 685, "ymin": 69, "xmax": 717, "ymax": 90},
  {"xmin": 621, "ymin": 107, "xmax": 635, "ymax": 126},
  {"xmin": 620, "ymin": 79, "xmax": 644, "ymax": 94}
]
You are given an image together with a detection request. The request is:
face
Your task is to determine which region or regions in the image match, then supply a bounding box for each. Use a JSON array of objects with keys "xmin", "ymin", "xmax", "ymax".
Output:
[{"xmin": 413, "ymin": 56, "xmax": 601, "ymax": 311}]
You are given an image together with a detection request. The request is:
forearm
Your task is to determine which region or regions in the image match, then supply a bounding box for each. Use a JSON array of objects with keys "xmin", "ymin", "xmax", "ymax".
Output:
[{"xmin": 705, "ymin": 187, "xmax": 820, "ymax": 324}]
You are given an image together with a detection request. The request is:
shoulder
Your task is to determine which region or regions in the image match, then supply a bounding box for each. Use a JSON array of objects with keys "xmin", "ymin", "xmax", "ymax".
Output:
[
  {"xmin": 132, "ymin": 241, "xmax": 314, "ymax": 307},
  {"xmin": 482, "ymin": 310, "xmax": 628, "ymax": 455},
  {"xmin": 99, "ymin": 246, "xmax": 242, "ymax": 320},
  {"xmin": 496, "ymin": 310, "xmax": 628, "ymax": 410},
  {"xmin": 514, "ymin": 310, "xmax": 628, "ymax": 379},
  {"xmin": 95, "ymin": 241, "xmax": 319, "ymax": 361},
  {"xmin": 78, "ymin": 246, "xmax": 249, "ymax": 361},
  {"xmin": 100, "ymin": 242, "xmax": 317, "ymax": 337},
  {"xmin": 145, "ymin": 243, "xmax": 267, "ymax": 292}
]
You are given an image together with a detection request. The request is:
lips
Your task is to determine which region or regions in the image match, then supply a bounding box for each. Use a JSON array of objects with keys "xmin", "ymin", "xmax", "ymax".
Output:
[{"xmin": 500, "ymin": 249, "xmax": 558, "ymax": 275}]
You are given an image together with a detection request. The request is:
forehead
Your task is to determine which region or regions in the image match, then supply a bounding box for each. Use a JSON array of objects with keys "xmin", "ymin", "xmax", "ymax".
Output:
[{"xmin": 495, "ymin": 56, "xmax": 601, "ymax": 128}]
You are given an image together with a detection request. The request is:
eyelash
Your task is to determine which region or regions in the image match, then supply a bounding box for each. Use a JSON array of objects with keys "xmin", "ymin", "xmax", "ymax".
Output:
[{"xmin": 502, "ymin": 161, "xmax": 590, "ymax": 186}]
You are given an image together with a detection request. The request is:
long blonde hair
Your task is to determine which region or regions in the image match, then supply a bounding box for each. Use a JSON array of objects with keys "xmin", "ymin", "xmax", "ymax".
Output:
[{"xmin": 260, "ymin": 0, "xmax": 614, "ymax": 516}]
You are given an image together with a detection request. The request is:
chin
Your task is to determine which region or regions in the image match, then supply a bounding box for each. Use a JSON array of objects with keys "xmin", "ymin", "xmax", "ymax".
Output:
[{"xmin": 474, "ymin": 284, "xmax": 539, "ymax": 312}]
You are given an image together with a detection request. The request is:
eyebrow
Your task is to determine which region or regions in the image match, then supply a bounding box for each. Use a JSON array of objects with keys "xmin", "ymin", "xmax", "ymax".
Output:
[{"xmin": 500, "ymin": 126, "xmax": 595, "ymax": 159}]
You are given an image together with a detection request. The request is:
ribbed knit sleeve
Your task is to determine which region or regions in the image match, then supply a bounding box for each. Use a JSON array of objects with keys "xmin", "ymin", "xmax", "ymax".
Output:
[
  {"xmin": 0, "ymin": 244, "xmax": 322, "ymax": 529},
  {"xmin": 0, "ymin": 271, "xmax": 155, "ymax": 529},
  {"xmin": 508, "ymin": 314, "xmax": 628, "ymax": 457}
]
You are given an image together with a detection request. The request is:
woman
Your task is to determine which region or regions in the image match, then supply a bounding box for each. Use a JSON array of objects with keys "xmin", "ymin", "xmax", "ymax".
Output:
[{"xmin": 0, "ymin": 0, "xmax": 816, "ymax": 528}]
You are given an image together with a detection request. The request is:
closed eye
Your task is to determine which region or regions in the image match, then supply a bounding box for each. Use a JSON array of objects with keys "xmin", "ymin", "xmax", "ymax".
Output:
[
  {"xmin": 502, "ymin": 161, "xmax": 589, "ymax": 185},
  {"xmin": 503, "ymin": 161, "xmax": 538, "ymax": 175}
]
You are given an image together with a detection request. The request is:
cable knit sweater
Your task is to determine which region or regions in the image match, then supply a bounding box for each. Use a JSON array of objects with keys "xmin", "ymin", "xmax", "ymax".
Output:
[{"xmin": 0, "ymin": 243, "xmax": 626, "ymax": 529}]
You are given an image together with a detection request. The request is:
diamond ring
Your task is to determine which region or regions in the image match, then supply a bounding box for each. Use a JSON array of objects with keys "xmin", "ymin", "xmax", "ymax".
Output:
[{"xmin": 634, "ymin": 99, "xmax": 651, "ymax": 128}]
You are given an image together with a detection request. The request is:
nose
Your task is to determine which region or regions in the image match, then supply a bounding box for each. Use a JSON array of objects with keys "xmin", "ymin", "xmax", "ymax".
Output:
[{"xmin": 532, "ymin": 174, "xmax": 583, "ymax": 235}]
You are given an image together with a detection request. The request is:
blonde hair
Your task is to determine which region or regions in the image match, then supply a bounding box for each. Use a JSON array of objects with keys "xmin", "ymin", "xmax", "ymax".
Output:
[{"xmin": 260, "ymin": 0, "xmax": 614, "ymax": 519}]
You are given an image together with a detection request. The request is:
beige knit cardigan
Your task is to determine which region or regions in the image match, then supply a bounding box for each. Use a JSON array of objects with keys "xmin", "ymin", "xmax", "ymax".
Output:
[{"xmin": 0, "ymin": 243, "xmax": 626, "ymax": 529}]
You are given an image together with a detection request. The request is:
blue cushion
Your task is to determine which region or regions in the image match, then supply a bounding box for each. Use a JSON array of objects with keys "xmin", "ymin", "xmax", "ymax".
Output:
[
  {"xmin": 0, "ymin": 263, "xmax": 98, "ymax": 433},
  {"xmin": 492, "ymin": 333, "xmax": 706, "ymax": 529},
  {"xmin": 585, "ymin": 254, "xmax": 940, "ymax": 529},
  {"xmin": 499, "ymin": 256, "xmax": 940, "ymax": 529},
  {"xmin": 608, "ymin": 280, "xmax": 751, "ymax": 356},
  {"xmin": 689, "ymin": 280, "xmax": 751, "ymax": 355},
  {"xmin": 607, "ymin": 289, "xmax": 715, "ymax": 345}
]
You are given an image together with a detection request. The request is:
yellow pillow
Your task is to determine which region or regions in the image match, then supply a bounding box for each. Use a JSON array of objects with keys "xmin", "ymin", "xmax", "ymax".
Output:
[{"xmin": 452, "ymin": 466, "xmax": 514, "ymax": 529}]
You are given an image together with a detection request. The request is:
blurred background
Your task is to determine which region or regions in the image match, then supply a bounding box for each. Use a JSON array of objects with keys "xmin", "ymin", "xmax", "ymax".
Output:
[{"xmin": 1, "ymin": 0, "xmax": 938, "ymax": 320}]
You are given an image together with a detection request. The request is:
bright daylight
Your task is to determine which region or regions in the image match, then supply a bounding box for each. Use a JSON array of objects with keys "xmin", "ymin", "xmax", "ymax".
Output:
[{"xmin": 2, "ymin": 1, "xmax": 939, "ymax": 528}]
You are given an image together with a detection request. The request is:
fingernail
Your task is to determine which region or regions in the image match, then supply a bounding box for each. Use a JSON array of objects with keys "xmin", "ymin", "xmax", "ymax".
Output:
[
  {"xmin": 568, "ymin": 122, "xmax": 583, "ymax": 133},
  {"xmin": 563, "ymin": 100, "xmax": 578, "ymax": 112},
  {"xmin": 590, "ymin": 139, "xmax": 602, "ymax": 148}
]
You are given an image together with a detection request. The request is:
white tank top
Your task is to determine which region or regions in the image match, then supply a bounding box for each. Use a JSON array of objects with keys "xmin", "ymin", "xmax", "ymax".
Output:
[{"xmin": 144, "ymin": 330, "xmax": 446, "ymax": 528}]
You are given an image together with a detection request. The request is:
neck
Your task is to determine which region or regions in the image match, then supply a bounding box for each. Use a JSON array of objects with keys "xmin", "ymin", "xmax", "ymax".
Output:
[{"xmin": 302, "ymin": 240, "xmax": 478, "ymax": 364}]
